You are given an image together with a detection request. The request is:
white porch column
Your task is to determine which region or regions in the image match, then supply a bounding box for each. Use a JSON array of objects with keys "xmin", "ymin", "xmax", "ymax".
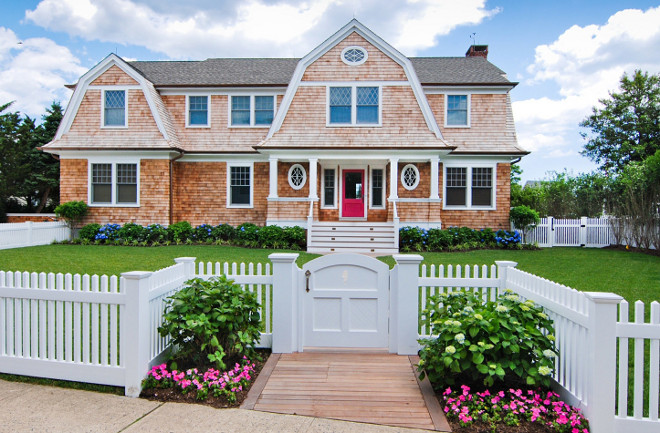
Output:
[
  {"xmin": 268, "ymin": 157, "xmax": 278, "ymax": 199},
  {"xmin": 389, "ymin": 158, "xmax": 399, "ymax": 200},
  {"xmin": 308, "ymin": 158, "xmax": 318, "ymax": 200},
  {"xmin": 430, "ymin": 157, "xmax": 439, "ymax": 200}
]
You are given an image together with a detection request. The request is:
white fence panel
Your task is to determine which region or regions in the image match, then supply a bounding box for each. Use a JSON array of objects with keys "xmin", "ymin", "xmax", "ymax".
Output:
[
  {"xmin": 515, "ymin": 216, "xmax": 616, "ymax": 248},
  {"xmin": 0, "ymin": 221, "xmax": 70, "ymax": 250},
  {"xmin": 615, "ymin": 301, "xmax": 660, "ymax": 433},
  {"xmin": 196, "ymin": 261, "xmax": 273, "ymax": 347}
]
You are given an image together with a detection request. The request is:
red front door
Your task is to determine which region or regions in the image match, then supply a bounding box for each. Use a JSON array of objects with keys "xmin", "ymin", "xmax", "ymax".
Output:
[{"xmin": 342, "ymin": 170, "xmax": 364, "ymax": 218}]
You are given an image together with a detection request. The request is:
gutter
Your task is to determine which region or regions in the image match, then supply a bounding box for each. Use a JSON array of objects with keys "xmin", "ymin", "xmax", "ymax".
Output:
[{"xmin": 169, "ymin": 150, "xmax": 185, "ymax": 225}]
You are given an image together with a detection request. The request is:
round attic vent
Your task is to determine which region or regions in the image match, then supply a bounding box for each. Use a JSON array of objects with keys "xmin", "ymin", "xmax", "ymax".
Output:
[{"xmin": 341, "ymin": 46, "xmax": 367, "ymax": 65}]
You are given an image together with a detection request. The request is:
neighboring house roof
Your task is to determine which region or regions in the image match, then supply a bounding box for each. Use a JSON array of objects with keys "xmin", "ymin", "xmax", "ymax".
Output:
[{"xmin": 127, "ymin": 57, "xmax": 514, "ymax": 87}]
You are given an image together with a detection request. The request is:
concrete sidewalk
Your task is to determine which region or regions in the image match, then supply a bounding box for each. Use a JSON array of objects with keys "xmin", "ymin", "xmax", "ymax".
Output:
[{"xmin": 0, "ymin": 379, "xmax": 433, "ymax": 433}]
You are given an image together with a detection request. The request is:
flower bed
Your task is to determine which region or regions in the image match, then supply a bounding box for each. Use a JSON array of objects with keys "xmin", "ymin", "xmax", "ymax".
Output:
[
  {"xmin": 441, "ymin": 385, "xmax": 589, "ymax": 433},
  {"xmin": 399, "ymin": 226, "xmax": 526, "ymax": 252}
]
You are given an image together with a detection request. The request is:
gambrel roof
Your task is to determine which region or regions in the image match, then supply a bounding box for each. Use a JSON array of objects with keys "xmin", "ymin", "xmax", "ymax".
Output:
[{"xmin": 127, "ymin": 57, "xmax": 513, "ymax": 87}]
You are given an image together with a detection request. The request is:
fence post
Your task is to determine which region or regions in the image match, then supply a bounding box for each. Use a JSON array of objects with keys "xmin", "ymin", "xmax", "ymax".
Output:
[
  {"xmin": 495, "ymin": 261, "xmax": 517, "ymax": 294},
  {"xmin": 583, "ymin": 292, "xmax": 623, "ymax": 433},
  {"xmin": 392, "ymin": 254, "xmax": 423, "ymax": 355},
  {"xmin": 269, "ymin": 253, "xmax": 299, "ymax": 353},
  {"xmin": 547, "ymin": 216, "xmax": 554, "ymax": 247},
  {"xmin": 580, "ymin": 216, "xmax": 588, "ymax": 247},
  {"xmin": 174, "ymin": 257, "xmax": 196, "ymax": 279},
  {"xmin": 122, "ymin": 271, "xmax": 152, "ymax": 397}
]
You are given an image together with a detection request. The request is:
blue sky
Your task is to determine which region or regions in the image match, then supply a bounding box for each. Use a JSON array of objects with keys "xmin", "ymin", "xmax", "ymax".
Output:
[{"xmin": 1, "ymin": 0, "xmax": 659, "ymax": 182}]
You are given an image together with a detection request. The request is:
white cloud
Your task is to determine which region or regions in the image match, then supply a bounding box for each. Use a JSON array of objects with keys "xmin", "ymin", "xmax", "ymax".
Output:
[
  {"xmin": 0, "ymin": 27, "xmax": 86, "ymax": 119},
  {"xmin": 25, "ymin": 0, "xmax": 497, "ymax": 58},
  {"xmin": 514, "ymin": 6, "xmax": 660, "ymax": 164}
]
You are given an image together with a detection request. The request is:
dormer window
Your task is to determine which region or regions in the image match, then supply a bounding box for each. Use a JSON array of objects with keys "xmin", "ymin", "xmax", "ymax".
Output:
[
  {"xmin": 230, "ymin": 95, "xmax": 275, "ymax": 127},
  {"xmin": 187, "ymin": 95, "xmax": 209, "ymax": 127},
  {"xmin": 341, "ymin": 46, "xmax": 368, "ymax": 66},
  {"xmin": 103, "ymin": 90, "xmax": 126, "ymax": 127},
  {"xmin": 445, "ymin": 94, "xmax": 470, "ymax": 127}
]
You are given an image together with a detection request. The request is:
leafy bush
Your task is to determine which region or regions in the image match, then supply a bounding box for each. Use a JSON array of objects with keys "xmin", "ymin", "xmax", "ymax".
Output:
[
  {"xmin": 78, "ymin": 223, "xmax": 101, "ymax": 241},
  {"xmin": 54, "ymin": 201, "xmax": 88, "ymax": 231},
  {"xmin": 427, "ymin": 228, "xmax": 452, "ymax": 250},
  {"xmin": 400, "ymin": 226, "xmax": 426, "ymax": 249},
  {"xmin": 212, "ymin": 224, "xmax": 236, "ymax": 241},
  {"xmin": 145, "ymin": 224, "xmax": 168, "ymax": 243},
  {"xmin": 510, "ymin": 205, "xmax": 540, "ymax": 243},
  {"xmin": 257, "ymin": 225, "xmax": 285, "ymax": 248},
  {"xmin": 478, "ymin": 228, "xmax": 496, "ymax": 245},
  {"xmin": 447, "ymin": 226, "xmax": 481, "ymax": 244},
  {"xmin": 117, "ymin": 222, "xmax": 146, "ymax": 242},
  {"xmin": 418, "ymin": 291, "xmax": 556, "ymax": 389},
  {"xmin": 95, "ymin": 223, "xmax": 121, "ymax": 242},
  {"xmin": 284, "ymin": 226, "xmax": 306, "ymax": 249},
  {"xmin": 159, "ymin": 276, "xmax": 261, "ymax": 370},
  {"xmin": 236, "ymin": 223, "xmax": 259, "ymax": 244},
  {"xmin": 168, "ymin": 221, "xmax": 193, "ymax": 243},
  {"xmin": 495, "ymin": 229, "xmax": 522, "ymax": 248},
  {"xmin": 400, "ymin": 226, "xmax": 522, "ymax": 252},
  {"xmin": 194, "ymin": 224, "xmax": 213, "ymax": 242}
]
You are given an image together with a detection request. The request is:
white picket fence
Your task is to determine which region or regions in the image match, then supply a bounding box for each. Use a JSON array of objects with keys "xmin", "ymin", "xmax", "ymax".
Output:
[
  {"xmin": 515, "ymin": 216, "xmax": 614, "ymax": 247},
  {"xmin": 0, "ymin": 221, "xmax": 70, "ymax": 250}
]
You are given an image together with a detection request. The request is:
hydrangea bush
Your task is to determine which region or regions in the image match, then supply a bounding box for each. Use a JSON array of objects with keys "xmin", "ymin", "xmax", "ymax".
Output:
[
  {"xmin": 400, "ymin": 226, "xmax": 524, "ymax": 252},
  {"xmin": 442, "ymin": 385, "xmax": 589, "ymax": 432},
  {"xmin": 418, "ymin": 290, "xmax": 557, "ymax": 389},
  {"xmin": 143, "ymin": 360, "xmax": 255, "ymax": 403}
]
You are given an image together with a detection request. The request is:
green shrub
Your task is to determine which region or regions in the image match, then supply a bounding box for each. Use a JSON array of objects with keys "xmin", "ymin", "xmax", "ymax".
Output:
[
  {"xmin": 418, "ymin": 291, "xmax": 556, "ymax": 390},
  {"xmin": 78, "ymin": 223, "xmax": 101, "ymax": 241},
  {"xmin": 400, "ymin": 226, "xmax": 426, "ymax": 249},
  {"xmin": 257, "ymin": 225, "xmax": 285, "ymax": 248},
  {"xmin": 117, "ymin": 223, "xmax": 146, "ymax": 242},
  {"xmin": 145, "ymin": 224, "xmax": 168, "ymax": 243},
  {"xmin": 510, "ymin": 205, "xmax": 541, "ymax": 243},
  {"xmin": 193, "ymin": 224, "xmax": 213, "ymax": 242},
  {"xmin": 427, "ymin": 228, "xmax": 452, "ymax": 250},
  {"xmin": 236, "ymin": 222, "xmax": 259, "ymax": 244},
  {"xmin": 159, "ymin": 276, "xmax": 261, "ymax": 370},
  {"xmin": 284, "ymin": 226, "xmax": 306, "ymax": 249},
  {"xmin": 478, "ymin": 228, "xmax": 496, "ymax": 245},
  {"xmin": 54, "ymin": 201, "xmax": 88, "ymax": 231},
  {"xmin": 212, "ymin": 223, "xmax": 236, "ymax": 241},
  {"xmin": 168, "ymin": 221, "xmax": 193, "ymax": 243}
]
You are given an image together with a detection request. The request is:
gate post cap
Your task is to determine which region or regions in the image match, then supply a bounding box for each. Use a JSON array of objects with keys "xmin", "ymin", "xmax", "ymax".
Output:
[
  {"xmin": 269, "ymin": 253, "xmax": 299, "ymax": 263},
  {"xmin": 494, "ymin": 260, "xmax": 518, "ymax": 268},
  {"xmin": 393, "ymin": 254, "xmax": 423, "ymax": 264}
]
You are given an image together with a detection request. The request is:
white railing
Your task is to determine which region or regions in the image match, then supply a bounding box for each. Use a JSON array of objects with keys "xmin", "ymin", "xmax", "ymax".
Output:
[
  {"xmin": 0, "ymin": 221, "xmax": 70, "ymax": 250},
  {"xmin": 196, "ymin": 260, "xmax": 273, "ymax": 347},
  {"xmin": 615, "ymin": 301, "xmax": 660, "ymax": 433}
]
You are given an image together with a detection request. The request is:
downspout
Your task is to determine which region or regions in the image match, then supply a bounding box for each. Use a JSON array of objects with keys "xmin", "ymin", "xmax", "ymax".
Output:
[{"xmin": 169, "ymin": 151, "xmax": 184, "ymax": 225}]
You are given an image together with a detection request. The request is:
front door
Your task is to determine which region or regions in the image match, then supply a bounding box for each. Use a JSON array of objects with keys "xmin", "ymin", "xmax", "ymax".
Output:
[{"xmin": 342, "ymin": 170, "xmax": 364, "ymax": 218}]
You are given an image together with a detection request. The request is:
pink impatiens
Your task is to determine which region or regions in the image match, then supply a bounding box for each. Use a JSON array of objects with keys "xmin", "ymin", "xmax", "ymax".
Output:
[{"xmin": 441, "ymin": 385, "xmax": 590, "ymax": 432}]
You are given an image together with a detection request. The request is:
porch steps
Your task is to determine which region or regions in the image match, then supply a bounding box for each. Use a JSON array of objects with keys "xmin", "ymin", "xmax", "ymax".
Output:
[{"xmin": 308, "ymin": 222, "xmax": 398, "ymax": 255}]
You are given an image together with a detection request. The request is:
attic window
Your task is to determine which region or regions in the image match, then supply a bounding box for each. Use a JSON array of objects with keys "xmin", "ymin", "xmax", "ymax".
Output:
[{"xmin": 341, "ymin": 46, "xmax": 367, "ymax": 66}]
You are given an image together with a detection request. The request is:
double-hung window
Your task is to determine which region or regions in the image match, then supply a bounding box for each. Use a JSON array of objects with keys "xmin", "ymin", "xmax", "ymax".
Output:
[
  {"xmin": 328, "ymin": 85, "xmax": 379, "ymax": 125},
  {"xmin": 446, "ymin": 94, "xmax": 469, "ymax": 127},
  {"xmin": 444, "ymin": 166, "xmax": 494, "ymax": 208},
  {"xmin": 90, "ymin": 162, "xmax": 138, "ymax": 205},
  {"xmin": 230, "ymin": 95, "xmax": 275, "ymax": 126},
  {"xmin": 103, "ymin": 90, "xmax": 126, "ymax": 127},
  {"xmin": 322, "ymin": 168, "xmax": 336, "ymax": 208},
  {"xmin": 228, "ymin": 164, "xmax": 252, "ymax": 207},
  {"xmin": 188, "ymin": 95, "xmax": 209, "ymax": 126},
  {"xmin": 370, "ymin": 168, "xmax": 384, "ymax": 208}
]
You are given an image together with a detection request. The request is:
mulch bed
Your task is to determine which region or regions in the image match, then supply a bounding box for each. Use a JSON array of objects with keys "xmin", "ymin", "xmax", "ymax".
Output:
[
  {"xmin": 604, "ymin": 244, "xmax": 659, "ymax": 257},
  {"xmin": 449, "ymin": 421, "xmax": 554, "ymax": 432},
  {"xmin": 140, "ymin": 350, "xmax": 268, "ymax": 409}
]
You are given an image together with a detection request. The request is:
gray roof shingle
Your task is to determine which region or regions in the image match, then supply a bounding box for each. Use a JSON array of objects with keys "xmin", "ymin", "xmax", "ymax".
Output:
[{"xmin": 128, "ymin": 57, "xmax": 513, "ymax": 87}]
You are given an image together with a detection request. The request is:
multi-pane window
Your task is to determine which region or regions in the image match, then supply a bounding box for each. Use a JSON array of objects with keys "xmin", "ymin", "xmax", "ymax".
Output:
[
  {"xmin": 446, "ymin": 95, "xmax": 468, "ymax": 126},
  {"xmin": 328, "ymin": 86, "xmax": 379, "ymax": 125},
  {"xmin": 329, "ymin": 87, "xmax": 352, "ymax": 124},
  {"xmin": 230, "ymin": 95, "xmax": 275, "ymax": 126},
  {"xmin": 371, "ymin": 168, "xmax": 384, "ymax": 208},
  {"xmin": 188, "ymin": 96, "xmax": 208, "ymax": 126},
  {"xmin": 104, "ymin": 90, "xmax": 126, "ymax": 126},
  {"xmin": 471, "ymin": 167, "xmax": 492, "ymax": 206},
  {"xmin": 323, "ymin": 169, "xmax": 335, "ymax": 207},
  {"xmin": 229, "ymin": 166, "xmax": 251, "ymax": 206},
  {"xmin": 357, "ymin": 87, "xmax": 378, "ymax": 124},
  {"xmin": 445, "ymin": 167, "xmax": 494, "ymax": 208},
  {"xmin": 401, "ymin": 164, "xmax": 420, "ymax": 191},
  {"xmin": 91, "ymin": 163, "xmax": 138, "ymax": 205}
]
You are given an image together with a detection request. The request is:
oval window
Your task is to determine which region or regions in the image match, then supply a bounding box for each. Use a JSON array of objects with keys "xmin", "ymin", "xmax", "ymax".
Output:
[
  {"xmin": 288, "ymin": 164, "xmax": 307, "ymax": 190},
  {"xmin": 341, "ymin": 46, "xmax": 368, "ymax": 66},
  {"xmin": 401, "ymin": 164, "xmax": 420, "ymax": 191}
]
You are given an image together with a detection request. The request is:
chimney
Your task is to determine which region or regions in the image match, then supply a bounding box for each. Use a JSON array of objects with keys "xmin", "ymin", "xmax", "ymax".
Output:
[{"xmin": 466, "ymin": 45, "xmax": 488, "ymax": 59}]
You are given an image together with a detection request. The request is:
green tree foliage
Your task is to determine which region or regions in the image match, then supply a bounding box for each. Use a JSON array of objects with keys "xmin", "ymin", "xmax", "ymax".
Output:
[
  {"xmin": 0, "ymin": 101, "xmax": 62, "ymax": 216},
  {"xmin": 510, "ymin": 205, "xmax": 540, "ymax": 242},
  {"xmin": 581, "ymin": 70, "xmax": 660, "ymax": 174}
]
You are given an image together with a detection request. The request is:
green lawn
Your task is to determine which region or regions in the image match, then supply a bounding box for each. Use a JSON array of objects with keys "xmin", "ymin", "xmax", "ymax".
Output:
[{"xmin": 1, "ymin": 244, "xmax": 658, "ymax": 306}]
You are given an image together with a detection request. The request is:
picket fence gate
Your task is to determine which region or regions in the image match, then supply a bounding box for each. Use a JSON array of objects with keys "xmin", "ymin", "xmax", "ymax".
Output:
[
  {"xmin": 0, "ymin": 221, "xmax": 70, "ymax": 250},
  {"xmin": 514, "ymin": 216, "xmax": 614, "ymax": 247}
]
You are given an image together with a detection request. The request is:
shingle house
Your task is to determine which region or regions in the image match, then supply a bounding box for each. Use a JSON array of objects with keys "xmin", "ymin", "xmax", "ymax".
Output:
[{"xmin": 43, "ymin": 20, "xmax": 527, "ymax": 253}]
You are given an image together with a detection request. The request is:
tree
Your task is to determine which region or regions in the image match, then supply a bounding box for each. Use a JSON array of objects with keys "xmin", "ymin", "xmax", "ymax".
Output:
[
  {"xmin": 581, "ymin": 70, "xmax": 660, "ymax": 174},
  {"xmin": 510, "ymin": 205, "xmax": 540, "ymax": 243}
]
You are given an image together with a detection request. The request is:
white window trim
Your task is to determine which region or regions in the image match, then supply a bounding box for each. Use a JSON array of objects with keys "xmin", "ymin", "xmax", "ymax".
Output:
[
  {"xmin": 320, "ymin": 166, "xmax": 338, "ymax": 209},
  {"xmin": 340, "ymin": 46, "xmax": 368, "ymax": 66},
  {"xmin": 444, "ymin": 93, "xmax": 471, "ymax": 128},
  {"xmin": 185, "ymin": 95, "xmax": 211, "ymax": 128},
  {"xmin": 326, "ymin": 85, "xmax": 382, "ymax": 127},
  {"xmin": 443, "ymin": 163, "xmax": 496, "ymax": 210},
  {"xmin": 400, "ymin": 164, "xmax": 420, "ymax": 191},
  {"xmin": 101, "ymin": 89, "xmax": 128, "ymax": 129},
  {"xmin": 369, "ymin": 165, "xmax": 386, "ymax": 209},
  {"xmin": 226, "ymin": 162, "xmax": 254, "ymax": 208},
  {"xmin": 228, "ymin": 95, "xmax": 277, "ymax": 128},
  {"xmin": 288, "ymin": 164, "xmax": 307, "ymax": 190},
  {"xmin": 87, "ymin": 160, "xmax": 140, "ymax": 207}
]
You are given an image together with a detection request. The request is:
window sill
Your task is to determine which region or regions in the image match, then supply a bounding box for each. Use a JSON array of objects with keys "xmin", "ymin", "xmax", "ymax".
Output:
[
  {"xmin": 227, "ymin": 204, "xmax": 254, "ymax": 209},
  {"xmin": 228, "ymin": 125, "xmax": 271, "ymax": 129},
  {"xmin": 326, "ymin": 123, "xmax": 382, "ymax": 128},
  {"xmin": 443, "ymin": 206, "xmax": 495, "ymax": 211},
  {"xmin": 443, "ymin": 124, "xmax": 471, "ymax": 129},
  {"xmin": 101, "ymin": 125, "xmax": 129, "ymax": 129},
  {"xmin": 89, "ymin": 203, "xmax": 140, "ymax": 208},
  {"xmin": 185, "ymin": 124, "xmax": 211, "ymax": 128}
]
